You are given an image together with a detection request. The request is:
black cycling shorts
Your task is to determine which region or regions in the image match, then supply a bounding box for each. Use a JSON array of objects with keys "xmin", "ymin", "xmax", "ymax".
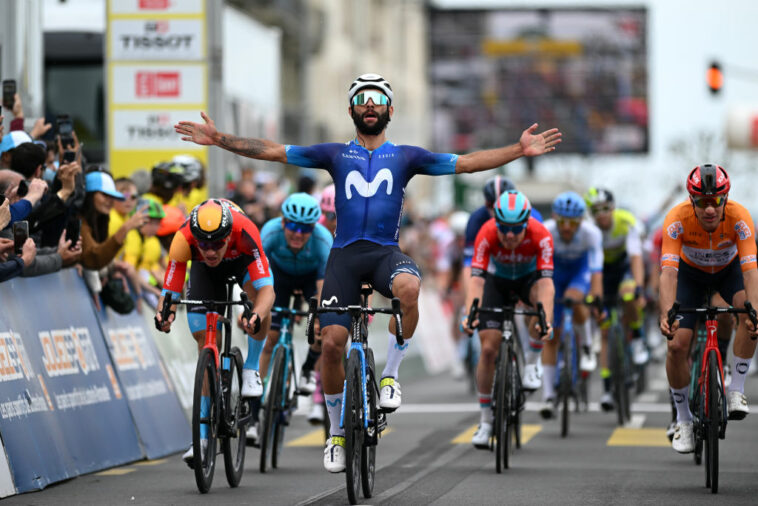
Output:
[
  {"xmin": 319, "ymin": 240, "xmax": 421, "ymax": 330},
  {"xmin": 186, "ymin": 257, "xmax": 252, "ymax": 315},
  {"xmin": 479, "ymin": 271, "xmax": 544, "ymax": 331},
  {"xmin": 674, "ymin": 257, "xmax": 744, "ymax": 330},
  {"xmin": 270, "ymin": 261, "xmax": 318, "ymax": 330},
  {"xmin": 602, "ymin": 257, "xmax": 631, "ymax": 304}
]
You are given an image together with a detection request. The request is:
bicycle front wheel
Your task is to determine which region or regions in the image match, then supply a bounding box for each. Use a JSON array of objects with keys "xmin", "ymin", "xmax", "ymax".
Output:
[
  {"xmin": 705, "ymin": 350, "xmax": 721, "ymax": 494},
  {"xmin": 260, "ymin": 346, "xmax": 285, "ymax": 473},
  {"xmin": 361, "ymin": 348, "xmax": 376, "ymax": 499},
  {"xmin": 609, "ymin": 327, "xmax": 630, "ymax": 425},
  {"xmin": 192, "ymin": 348, "xmax": 218, "ymax": 493},
  {"xmin": 272, "ymin": 352, "xmax": 294, "ymax": 469},
  {"xmin": 222, "ymin": 347, "xmax": 246, "ymax": 487},
  {"xmin": 344, "ymin": 350, "xmax": 363, "ymax": 505},
  {"xmin": 494, "ymin": 341, "xmax": 509, "ymax": 473}
]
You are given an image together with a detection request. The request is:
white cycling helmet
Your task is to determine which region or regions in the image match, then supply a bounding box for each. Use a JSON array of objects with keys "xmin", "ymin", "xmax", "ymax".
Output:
[{"xmin": 348, "ymin": 73, "xmax": 393, "ymax": 106}]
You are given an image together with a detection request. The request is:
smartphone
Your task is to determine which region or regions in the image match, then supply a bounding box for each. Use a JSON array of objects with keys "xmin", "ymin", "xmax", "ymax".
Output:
[
  {"xmin": 62, "ymin": 150, "xmax": 76, "ymax": 163},
  {"xmin": 16, "ymin": 179, "xmax": 28, "ymax": 198},
  {"xmin": 65, "ymin": 218, "xmax": 80, "ymax": 247},
  {"xmin": 56, "ymin": 114, "xmax": 74, "ymax": 147},
  {"xmin": 2, "ymin": 80, "xmax": 16, "ymax": 110},
  {"xmin": 13, "ymin": 221, "xmax": 29, "ymax": 255}
]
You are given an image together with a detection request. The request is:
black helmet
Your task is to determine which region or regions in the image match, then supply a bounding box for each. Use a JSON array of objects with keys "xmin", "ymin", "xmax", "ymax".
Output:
[
  {"xmin": 483, "ymin": 176, "xmax": 516, "ymax": 204},
  {"xmin": 151, "ymin": 161, "xmax": 185, "ymax": 190}
]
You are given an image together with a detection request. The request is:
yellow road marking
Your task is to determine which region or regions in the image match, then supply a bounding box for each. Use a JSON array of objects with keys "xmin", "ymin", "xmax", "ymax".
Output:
[
  {"xmin": 452, "ymin": 424, "xmax": 542, "ymax": 444},
  {"xmin": 607, "ymin": 428, "xmax": 670, "ymax": 447},
  {"xmin": 286, "ymin": 427, "xmax": 393, "ymax": 447},
  {"xmin": 134, "ymin": 458, "xmax": 168, "ymax": 466},
  {"xmin": 96, "ymin": 468, "xmax": 136, "ymax": 476}
]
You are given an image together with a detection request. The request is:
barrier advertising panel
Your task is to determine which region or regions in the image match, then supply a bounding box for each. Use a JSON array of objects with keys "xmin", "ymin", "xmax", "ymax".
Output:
[
  {"xmin": 95, "ymin": 306, "xmax": 190, "ymax": 458},
  {"xmin": 0, "ymin": 271, "xmax": 142, "ymax": 492}
]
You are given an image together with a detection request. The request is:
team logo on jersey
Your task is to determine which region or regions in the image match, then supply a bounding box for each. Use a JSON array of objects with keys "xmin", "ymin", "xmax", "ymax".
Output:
[
  {"xmin": 345, "ymin": 169, "xmax": 393, "ymax": 199},
  {"xmin": 740, "ymin": 254, "xmax": 756, "ymax": 265},
  {"xmin": 735, "ymin": 220, "xmax": 752, "ymax": 240},
  {"xmin": 667, "ymin": 221, "xmax": 684, "ymax": 239},
  {"xmin": 539, "ymin": 236, "xmax": 553, "ymax": 265},
  {"xmin": 322, "ymin": 295, "xmax": 339, "ymax": 306}
]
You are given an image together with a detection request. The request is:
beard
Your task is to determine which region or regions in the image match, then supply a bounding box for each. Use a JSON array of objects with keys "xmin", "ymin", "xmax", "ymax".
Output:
[{"xmin": 351, "ymin": 108, "xmax": 391, "ymax": 136}]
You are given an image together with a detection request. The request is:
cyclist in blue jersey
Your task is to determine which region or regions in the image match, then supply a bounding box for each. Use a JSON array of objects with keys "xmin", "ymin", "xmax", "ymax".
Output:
[
  {"xmin": 540, "ymin": 192, "xmax": 604, "ymax": 418},
  {"xmin": 175, "ymin": 72, "xmax": 562, "ymax": 473},
  {"xmin": 249, "ymin": 193, "xmax": 333, "ymax": 442}
]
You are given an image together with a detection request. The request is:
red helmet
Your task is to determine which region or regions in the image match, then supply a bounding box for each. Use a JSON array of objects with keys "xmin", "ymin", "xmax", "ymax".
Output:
[{"xmin": 686, "ymin": 164, "xmax": 730, "ymax": 197}]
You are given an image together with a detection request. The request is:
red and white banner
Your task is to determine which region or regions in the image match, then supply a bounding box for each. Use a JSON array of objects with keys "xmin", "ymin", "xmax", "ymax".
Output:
[{"xmin": 112, "ymin": 64, "xmax": 205, "ymax": 104}]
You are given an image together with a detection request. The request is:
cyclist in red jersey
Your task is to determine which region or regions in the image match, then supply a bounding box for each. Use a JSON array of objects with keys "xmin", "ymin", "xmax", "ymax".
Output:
[
  {"xmin": 463, "ymin": 190, "xmax": 554, "ymax": 447},
  {"xmin": 156, "ymin": 198, "xmax": 275, "ymax": 395}
]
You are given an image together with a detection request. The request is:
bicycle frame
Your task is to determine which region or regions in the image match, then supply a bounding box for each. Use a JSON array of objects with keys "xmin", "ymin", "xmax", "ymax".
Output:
[{"xmin": 262, "ymin": 310, "xmax": 299, "ymax": 406}]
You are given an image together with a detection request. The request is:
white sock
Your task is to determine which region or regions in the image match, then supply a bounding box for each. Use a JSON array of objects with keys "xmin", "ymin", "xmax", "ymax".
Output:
[
  {"xmin": 325, "ymin": 393, "xmax": 345, "ymax": 437},
  {"xmin": 542, "ymin": 365, "xmax": 556, "ymax": 400},
  {"xmin": 382, "ymin": 333, "xmax": 409, "ymax": 379},
  {"xmin": 526, "ymin": 337, "xmax": 543, "ymax": 365},
  {"xmin": 670, "ymin": 386, "xmax": 692, "ymax": 422},
  {"xmin": 729, "ymin": 356, "xmax": 751, "ymax": 393},
  {"xmin": 478, "ymin": 392, "xmax": 493, "ymax": 425},
  {"xmin": 575, "ymin": 318, "xmax": 592, "ymax": 348}
]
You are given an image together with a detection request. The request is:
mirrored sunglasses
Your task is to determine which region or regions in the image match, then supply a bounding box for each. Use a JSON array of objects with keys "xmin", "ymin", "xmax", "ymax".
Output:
[
  {"xmin": 691, "ymin": 196, "xmax": 725, "ymax": 209},
  {"xmin": 496, "ymin": 221, "xmax": 527, "ymax": 235},
  {"xmin": 351, "ymin": 90, "xmax": 389, "ymax": 107},
  {"xmin": 197, "ymin": 239, "xmax": 227, "ymax": 251},
  {"xmin": 284, "ymin": 220, "xmax": 315, "ymax": 234}
]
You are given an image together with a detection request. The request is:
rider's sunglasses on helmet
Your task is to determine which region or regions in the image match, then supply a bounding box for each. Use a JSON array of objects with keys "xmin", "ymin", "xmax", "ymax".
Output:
[
  {"xmin": 284, "ymin": 220, "xmax": 315, "ymax": 234},
  {"xmin": 324, "ymin": 211, "xmax": 337, "ymax": 221},
  {"xmin": 691, "ymin": 195, "xmax": 726, "ymax": 209},
  {"xmin": 591, "ymin": 204, "xmax": 613, "ymax": 215},
  {"xmin": 351, "ymin": 90, "xmax": 389, "ymax": 107},
  {"xmin": 557, "ymin": 217, "xmax": 582, "ymax": 227},
  {"xmin": 496, "ymin": 221, "xmax": 527, "ymax": 235},
  {"xmin": 197, "ymin": 238, "xmax": 228, "ymax": 251}
]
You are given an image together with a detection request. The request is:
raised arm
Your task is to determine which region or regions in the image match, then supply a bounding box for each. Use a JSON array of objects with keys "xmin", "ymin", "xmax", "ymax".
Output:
[
  {"xmin": 455, "ymin": 123, "xmax": 562, "ymax": 174},
  {"xmin": 174, "ymin": 111, "xmax": 288, "ymax": 163}
]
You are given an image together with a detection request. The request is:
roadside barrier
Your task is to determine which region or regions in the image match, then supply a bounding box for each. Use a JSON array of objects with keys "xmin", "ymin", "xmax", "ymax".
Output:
[{"xmin": 0, "ymin": 269, "xmax": 188, "ymax": 495}]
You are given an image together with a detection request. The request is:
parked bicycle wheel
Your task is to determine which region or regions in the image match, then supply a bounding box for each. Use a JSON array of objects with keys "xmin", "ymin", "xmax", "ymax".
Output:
[
  {"xmin": 192, "ymin": 348, "xmax": 218, "ymax": 493},
  {"xmin": 361, "ymin": 348, "xmax": 376, "ymax": 498},
  {"xmin": 260, "ymin": 346, "xmax": 285, "ymax": 473},
  {"xmin": 344, "ymin": 350, "xmax": 363, "ymax": 505},
  {"xmin": 705, "ymin": 350, "xmax": 721, "ymax": 493},
  {"xmin": 222, "ymin": 347, "xmax": 245, "ymax": 487}
]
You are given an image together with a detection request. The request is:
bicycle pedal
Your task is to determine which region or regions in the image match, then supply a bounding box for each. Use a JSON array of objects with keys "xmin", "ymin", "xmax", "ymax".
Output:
[{"xmin": 377, "ymin": 412, "xmax": 388, "ymax": 433}]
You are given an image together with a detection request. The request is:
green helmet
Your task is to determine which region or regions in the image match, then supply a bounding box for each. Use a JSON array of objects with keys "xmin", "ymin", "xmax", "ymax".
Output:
[
  {"xmin": 133, "ymin": 197, "xmax": 165, "ymax": 219},
  {"xmin": 583, "ymin": 187, "xmax": 614, "ymax": 209}
]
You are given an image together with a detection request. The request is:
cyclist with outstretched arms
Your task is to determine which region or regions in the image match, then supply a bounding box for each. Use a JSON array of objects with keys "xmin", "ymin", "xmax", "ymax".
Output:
[
  {"xmin": 154, "ymin": 198, "xmax": 275, "ymax": 462},
  {"xmin": 462, "ymin": 190, "xmax": 555, "ymax": 447},
  {"xmin": 174, "ymin": 73, "xmax": 561, "ymax": 472},
  {"xmin": 540, "ymin": 192, "xmax": 604, "ymax": 418},
  {"xmin": 254, "ymin": 193, "xmax": 333, "ymax": 439},
  {"xmin": 584, "ymin": 187, "xmax": 647, "ymax": 411},
  {"xmin": 659, "ymin": 165, "xmax": 758, "ymax": 453}
]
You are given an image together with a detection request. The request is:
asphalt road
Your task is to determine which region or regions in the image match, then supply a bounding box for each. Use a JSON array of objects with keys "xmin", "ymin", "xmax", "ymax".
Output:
[{"xmin": 7, "ymin": 352, "xmax": 758, "ymax": 506}]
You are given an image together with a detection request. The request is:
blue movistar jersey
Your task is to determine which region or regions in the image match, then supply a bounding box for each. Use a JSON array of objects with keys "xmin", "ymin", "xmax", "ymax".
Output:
[
  {"xmin": 260, "ymin": 217, "xmax": 333, "ymax": 278},
  {"xmin": 285, "ymin": 140, "xmax": 458, "ymax": 248},
  {"xmin": 463, "ymin": 205, "xmax": 543, "ymax": 266}
]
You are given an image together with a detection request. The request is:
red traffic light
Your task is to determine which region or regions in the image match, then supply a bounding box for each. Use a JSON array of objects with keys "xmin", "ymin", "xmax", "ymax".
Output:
[{"xmin": 708, "ymin": 62, "xmax": 723, "ymax": 94}]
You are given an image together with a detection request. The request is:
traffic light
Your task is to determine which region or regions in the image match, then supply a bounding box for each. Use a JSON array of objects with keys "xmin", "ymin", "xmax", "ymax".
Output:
[{"xmin": 708, "ymin": 61, "xmax": 723, "ymax": 95}]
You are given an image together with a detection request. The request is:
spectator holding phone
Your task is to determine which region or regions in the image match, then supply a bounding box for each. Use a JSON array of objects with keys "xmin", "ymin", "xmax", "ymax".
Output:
[
  {"xmin": 79, "ymin": 170, "xmax": 149, "ymax": 270},
  {"xmin": 0, "ymin": 235, "xmax": 35, "ymax": 282}
]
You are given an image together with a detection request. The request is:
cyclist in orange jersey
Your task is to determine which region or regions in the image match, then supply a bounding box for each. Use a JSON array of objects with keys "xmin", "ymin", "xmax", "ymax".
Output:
[{"xmin": 659, "ymin": 164, "xmax": 758, "ymax": 454}]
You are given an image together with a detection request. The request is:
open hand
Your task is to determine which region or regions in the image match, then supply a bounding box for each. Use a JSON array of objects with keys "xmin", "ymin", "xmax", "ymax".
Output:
[
  {"xmin": 520, "ymin": 123, "xmax": 562, "ymax": 157},
  {"xmin": 175, "ymin": 111, "xmax": 218, "ymax": 146}
]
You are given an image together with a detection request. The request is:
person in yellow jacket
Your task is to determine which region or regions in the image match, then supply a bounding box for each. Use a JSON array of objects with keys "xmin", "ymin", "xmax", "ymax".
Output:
[{"xmin": 123, "ymin": 197, "xmax": 166, "ymax": 308}]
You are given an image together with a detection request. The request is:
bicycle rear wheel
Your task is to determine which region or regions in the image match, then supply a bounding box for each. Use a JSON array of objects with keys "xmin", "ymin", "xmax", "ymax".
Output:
[
  {"xmin": 361, "ymin": 348, "xmax": 376, "ymax": 498},
  {"xmin": 705, "ymin": 350, "xmax": 721, "ymax": 494},
  {"xmin": 260, "ymin": 346, "xmax": 285, "ymax": 473},
  {"xmin": 344, "ymin": 350, "xmax": 363, "ymax": 505},
  {"xmin": 192, "ymin": 348, "xmax": 218, "ymax": 493},
  {"xmin": 222, "ymin": 347, "xmax": 246, "ymax": 487},
  {"xmin": 272, "ymin": 354, "xmax": 294, "ymax": 470}
]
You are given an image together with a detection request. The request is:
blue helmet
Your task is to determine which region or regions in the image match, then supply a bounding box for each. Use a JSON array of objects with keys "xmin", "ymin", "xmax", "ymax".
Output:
[
  {"xmin": 494, "ymin": 190, "xmax": 531, "ymax": 224},
  {"xmin": 281, "ymin": 192, "xmax": 321, "ymax": 224},
  {"xmin": 552, "ymin": 191, "xmax": 586, "ymax": 218}
]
